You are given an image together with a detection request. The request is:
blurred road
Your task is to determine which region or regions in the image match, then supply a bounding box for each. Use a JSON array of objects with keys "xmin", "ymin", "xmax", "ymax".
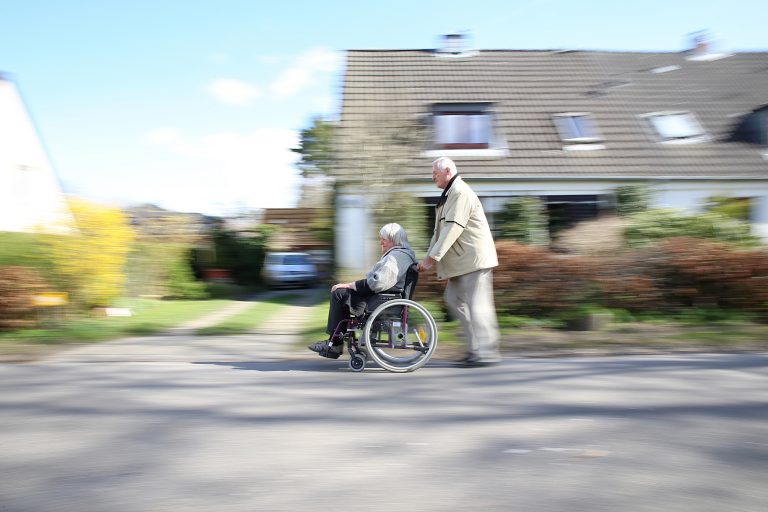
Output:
[{"xmin": 1, "ymin": 334, "xmax": 767, "ymax": 511}]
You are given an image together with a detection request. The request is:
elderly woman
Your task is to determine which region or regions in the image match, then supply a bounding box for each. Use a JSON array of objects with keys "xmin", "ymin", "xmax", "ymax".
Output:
[{"xmin": 309, "ymin": 222, "xmax": 417, "ymax": 359}]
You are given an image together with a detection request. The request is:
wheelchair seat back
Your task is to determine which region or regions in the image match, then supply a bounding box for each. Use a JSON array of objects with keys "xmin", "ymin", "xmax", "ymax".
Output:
[
  {"xmin": 361, "ymin": 263, "xmax": 419, "ymax": 315},
  {"xmin": 402, "ymin": 263, "xmax": 419, "ymax": 300}
]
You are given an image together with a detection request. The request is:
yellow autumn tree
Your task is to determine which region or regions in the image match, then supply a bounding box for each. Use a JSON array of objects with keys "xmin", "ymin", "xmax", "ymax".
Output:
[{"xmin": 44, "ymin": 198, "xmax": 136, "ymax": 308}]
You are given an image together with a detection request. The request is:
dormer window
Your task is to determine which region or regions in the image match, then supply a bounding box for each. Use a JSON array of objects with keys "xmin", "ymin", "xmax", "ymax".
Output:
[
  {"xmin": 642, "ymin": 111, "xmax": 709, "ymax": 144},
  {"xmin": 432, "ymin": 103, "xmax": 494, "ymax": 149},
  {"xmin": 732, "ymin": 106, "xmax": 768, "ymax": 145},
  {"xmin": 552, "ymin": 113, "xmax": 605, "ymax": 150}
]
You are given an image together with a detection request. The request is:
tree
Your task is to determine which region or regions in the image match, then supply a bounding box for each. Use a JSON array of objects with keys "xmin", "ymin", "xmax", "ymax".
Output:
[
  {"xmin": 292, "ymin": 117, "xmax": 336, "ymax": 177},
  {"xmin": 206, "ymin": 225, "xmax": 276, "ymax": 286},
  {"xmin": 372, "ymin": 192, "xmax": 429, "ymax": 259},
  {"xmin": 293, "ymin": 117, "xmax": 336, "ymax": 208},
  {"xmin": 123, "ymin": 204, "xmax": 209, "ymax": 298},
  {"xmin": 43, "ymin": 198, "xmax": 135, "ymax": 308}
]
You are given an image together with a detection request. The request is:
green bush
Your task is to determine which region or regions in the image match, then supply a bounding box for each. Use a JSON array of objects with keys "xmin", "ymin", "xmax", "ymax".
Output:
[
  {"xmin": 126, "ymin": 242, "xmax": 206, "ymax": 299},
  {"xmin": 615, "ymin": 184, "xmax": 650, "ymax": 215},
  {"xmin": 705, "ymin": 195, "xmax": 751, "ymax": 221},
  {"xmin": 496, "ymin": 197, "xmax": 550, "ymax": 245},
  {"xmin": 165, "ymin": 251, "xmax": 209, "ymax": 299},
  {"xmin": 205, "ymin": 226, "xmax": 274, "ymax": 286},
  {"xmin": 0, "ymin": 232, "xmax": 44, "ymax": 266},
  {"xmin": 624, "ymin": 208, "xmax": 760, "ymax": 248}
]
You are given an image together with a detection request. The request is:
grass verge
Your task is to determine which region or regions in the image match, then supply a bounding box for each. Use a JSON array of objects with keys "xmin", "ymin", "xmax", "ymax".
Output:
[
  {"xmin": 0, "ymin": 298, "xmax": 233, "ymax": 344},
  {"xmin": 196, "ymin": 294, "xmax": 300, "ymax": 335}
]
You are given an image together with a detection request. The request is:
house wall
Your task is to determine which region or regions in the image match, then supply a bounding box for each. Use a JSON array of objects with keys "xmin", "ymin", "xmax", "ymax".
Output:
[
  {"xmin": 754, "ymin": 196, "xmax": 768, "ymax": 239},
  {"xmin": 335, "ymin": 193, "xmax": 373, "ymax": 273},
  {"xmin": 0, "ymin": 77, "xmax": 74, "ymax": 234},
  {"xmin": 652, "ymin": 180, "xmax": 768, "ymax": 240},
  {"xmin": 336, "ymin": 178, "xmax": 768, "ymax": 273},
  {"xmin": 471, "ymin": 179, "xmax": 768, "ymax": 240}
]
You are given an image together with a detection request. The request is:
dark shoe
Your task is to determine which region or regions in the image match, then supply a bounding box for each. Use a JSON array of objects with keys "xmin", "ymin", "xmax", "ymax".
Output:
[
  {"xmin": 455, "ymin": 357, "xmax": 500, "ymax": 368},
  {"xmin": 308, "ymin": 340, "xmax": 343, "ymax": 359}
]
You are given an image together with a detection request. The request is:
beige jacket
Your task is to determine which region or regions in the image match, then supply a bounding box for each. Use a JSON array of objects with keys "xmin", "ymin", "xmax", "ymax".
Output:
[{"xmin": 427, "ymin": 176, "xmax": 498, "ymax": 280}]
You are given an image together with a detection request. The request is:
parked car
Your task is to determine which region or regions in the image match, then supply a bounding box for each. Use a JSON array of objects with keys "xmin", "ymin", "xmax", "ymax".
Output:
[{"xmin": 262, "ymin": 252, "xmax": 318, "ymax": 288}]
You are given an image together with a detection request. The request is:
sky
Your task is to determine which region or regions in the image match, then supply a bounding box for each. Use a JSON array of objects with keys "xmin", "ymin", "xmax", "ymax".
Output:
[{"xmin": 1, "ymin": 0, "xmax": 765, "ymax": 217}]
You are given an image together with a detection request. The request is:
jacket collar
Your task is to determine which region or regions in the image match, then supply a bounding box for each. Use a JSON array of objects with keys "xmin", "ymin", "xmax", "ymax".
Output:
[
  {"xmin": 436, "ymin": 174, "xmax": 460, "ymax": 208},
  {"xmin": 383, "ymin": 246, "xmax": 416, "ymax": 262}
]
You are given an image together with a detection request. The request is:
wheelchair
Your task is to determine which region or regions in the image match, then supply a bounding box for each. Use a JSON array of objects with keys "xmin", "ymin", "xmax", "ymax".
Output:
[{"xmin": 329, "ymin": 264, "xmax": 438, "ymax": 373}]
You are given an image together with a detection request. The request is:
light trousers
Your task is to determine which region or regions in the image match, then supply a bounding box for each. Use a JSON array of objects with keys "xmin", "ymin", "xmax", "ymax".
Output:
[{"xmin": 444, "ymin": 268, "xmax": 500, "ymax": 361}]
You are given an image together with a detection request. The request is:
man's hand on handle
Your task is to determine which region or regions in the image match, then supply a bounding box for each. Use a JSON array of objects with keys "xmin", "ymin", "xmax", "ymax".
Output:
[{"xmin": 417, "ymin": 256, "xmax": 435, "ymax": 273}]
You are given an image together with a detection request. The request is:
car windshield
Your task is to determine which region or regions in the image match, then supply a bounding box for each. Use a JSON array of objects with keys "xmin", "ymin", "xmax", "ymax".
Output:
[{"xmin": 283, "ymin": 254, "xmax": 311, "ymax": 265}]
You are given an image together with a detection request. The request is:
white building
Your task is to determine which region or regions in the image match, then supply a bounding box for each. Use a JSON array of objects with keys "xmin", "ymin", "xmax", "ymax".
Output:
[
  {"xmin": 332, "ymin": 37, "xmax": 768, "ymax": 273},
  {"xmin": 0, "ymin": 73, "xmax": 74, "ymax": 234}
]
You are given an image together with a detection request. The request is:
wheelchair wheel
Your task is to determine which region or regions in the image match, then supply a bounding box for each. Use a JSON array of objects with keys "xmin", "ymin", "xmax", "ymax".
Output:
[
  {"xmin": 363, "ymin": 299, "xmax": 438, "ymax": 373},
  {"xmin": 349, "ymin": 353, "xmax": 366, "ymax": 372}
]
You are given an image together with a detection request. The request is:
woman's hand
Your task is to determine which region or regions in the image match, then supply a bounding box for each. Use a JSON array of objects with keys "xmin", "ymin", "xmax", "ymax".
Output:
[{"xmin": 331, "ymin": 282, "xmax": 356, "ymax": 292}]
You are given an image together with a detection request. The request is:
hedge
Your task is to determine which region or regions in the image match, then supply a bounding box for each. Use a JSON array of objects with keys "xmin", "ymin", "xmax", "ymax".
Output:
[{"xmin": 413, "ymin": 238, "xmax": 768, "ymax": 321}]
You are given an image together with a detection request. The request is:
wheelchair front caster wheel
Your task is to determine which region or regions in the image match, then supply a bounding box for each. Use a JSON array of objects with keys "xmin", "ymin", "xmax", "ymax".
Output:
[{"xmin": 349, "ymin": 353, "xmax": 366, "ymax": 372}]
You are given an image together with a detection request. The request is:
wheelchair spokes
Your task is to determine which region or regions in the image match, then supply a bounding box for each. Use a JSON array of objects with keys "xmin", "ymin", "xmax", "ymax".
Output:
[{"xmin": 361, "ymin": 299, "xmax": 438, "ymax": 372}]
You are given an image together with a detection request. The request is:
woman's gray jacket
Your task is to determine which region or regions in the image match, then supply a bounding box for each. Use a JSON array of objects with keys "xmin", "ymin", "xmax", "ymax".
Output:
[{"xmin": 354, "ymin": 247, "xmax": 417, "ymax": 296}]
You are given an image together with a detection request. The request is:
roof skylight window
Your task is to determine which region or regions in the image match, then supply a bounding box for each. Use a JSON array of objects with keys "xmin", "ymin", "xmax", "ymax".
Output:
[
  {"xmin": 552, "ymin": 113, "xmax": 605, "ymax": 150},
  {"xmin": 552, "ymin": 113, "xmax": 602, "ymax": 143},
  {"xmin": 642, "ymin": 111, "xmax": 709, "ymax": 144}
]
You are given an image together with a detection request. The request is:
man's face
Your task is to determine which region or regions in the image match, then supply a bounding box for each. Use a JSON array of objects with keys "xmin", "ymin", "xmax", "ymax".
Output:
[{"xmin": 432, "ymin": 164, "xmax": 451, "ymax": 189}]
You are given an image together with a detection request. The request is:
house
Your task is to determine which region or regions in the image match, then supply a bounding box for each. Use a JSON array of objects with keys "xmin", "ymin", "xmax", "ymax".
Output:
[
  {"xmin": 332, "ymin": 34, "xmax": 768, "ymax": 274},
  {"xmin": 0, "ymin": 73, "xmax": 74, "ymax": 234},
  {"xmin": 261, "ymin": 207, "xmax": 332, "ymax": 253}
]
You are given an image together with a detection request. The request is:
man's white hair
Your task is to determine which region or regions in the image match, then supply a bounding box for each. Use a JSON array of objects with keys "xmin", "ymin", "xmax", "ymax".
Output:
[{"xmin": 432, "ymin": 156, "xmax": 457, "ymax": 176}]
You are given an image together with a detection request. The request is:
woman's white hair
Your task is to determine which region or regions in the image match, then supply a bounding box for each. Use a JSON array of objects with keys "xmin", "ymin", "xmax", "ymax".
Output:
[{"xmin": 380, "ymin": 222, "xmax": 411, "ymax": 249}]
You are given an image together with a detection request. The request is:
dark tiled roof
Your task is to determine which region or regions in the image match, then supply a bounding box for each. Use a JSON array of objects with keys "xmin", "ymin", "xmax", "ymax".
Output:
[{"xmin": 335, "ymin": 49, "xmax": 768, "ymax": 182}]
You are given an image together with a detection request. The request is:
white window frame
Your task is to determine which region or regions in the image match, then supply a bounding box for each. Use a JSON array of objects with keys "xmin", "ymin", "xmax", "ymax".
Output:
[
  {"xmin": 552, "ymin": 112, "xmax": 605, "ymax": 151},
  {"xmin": 424, "ymin": 103, "xmax": 509, "ymax": 157},
  {"xmin": 641, "ymin": 111, "xmax": 710, "ymax": 144}
]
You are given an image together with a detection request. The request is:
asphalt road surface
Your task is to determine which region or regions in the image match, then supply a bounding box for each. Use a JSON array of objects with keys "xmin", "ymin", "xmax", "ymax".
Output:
[{"xmin": 1, "ymin": 333, "xmax": 766, "ymax": 512}]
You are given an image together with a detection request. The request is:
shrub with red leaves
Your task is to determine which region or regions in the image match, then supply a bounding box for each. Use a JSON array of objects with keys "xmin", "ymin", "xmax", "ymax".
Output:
[
  {"xmin": 642, "ymin": 237, "xmax": 768, "ymax": 316},
  {"xmin": 0, "ymin": 266, "xmax": 48, "ymax": 330},
  {"xmin": 408, "ymin": 237, "xmax": 768, "ymax": 320},
  {"xmin": 591, "ymin": 253, "xmax": 664, "ymax": 312},
  {"xmin": 493, "ymin": 241, "xmax": 598, "ymax": 316}
]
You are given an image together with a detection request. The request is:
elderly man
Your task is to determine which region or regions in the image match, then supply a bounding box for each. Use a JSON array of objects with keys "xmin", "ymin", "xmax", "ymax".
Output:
[{"xmin": 417, "ymin": 157, "xmax": 501, "ymax": 367}]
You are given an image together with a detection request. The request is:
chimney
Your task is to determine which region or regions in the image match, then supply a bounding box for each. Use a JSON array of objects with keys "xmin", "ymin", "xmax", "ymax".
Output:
[
  {"xmin": 436, "ymin": 32, "xmax": 476, "ymax": 57},
  {"xmin": 685, "ymin": 30, "xmax": 730, "ymax": 61},
  {"xmin": 690, "ymin": 30, "xmax": 711, "ymax": 55}
]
